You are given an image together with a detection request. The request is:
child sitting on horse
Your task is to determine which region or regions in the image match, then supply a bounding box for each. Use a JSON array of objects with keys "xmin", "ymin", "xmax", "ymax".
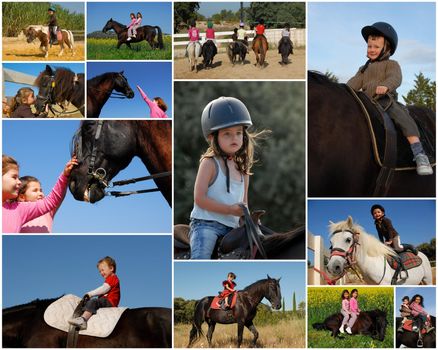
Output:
[
  {"xmin": 278, "ymin": 23, "xmax": 292, "ymax": 53},
  {"xmin": 127, "ymin": 12, "xmax": 142, "ymax": 41},
  {"xmin": 346, "ymin": 289, "xmax": 361, "ymax": 334},
  {"xmin": 398, "ymin": 296, "xmax": 412, "ymax": 332},
  {"xmin": 188, "ymin": 96, "xmax": 268, "ymax": 259},
  {"xmin": 9, "ymin": 87, "xmax": 38, "ymax": 118},
  {"xmin": 409, "ymin": 294, "xmax": 434, "ymax": 333},
  {"xmin": 69, "ymin": 256, "xmax": 121, "ymax": 330},
  {"xmin": 126, "ymin": 13, "xmax": 136, "ymax": 40},
  {"xmin": 205, "ymin": 21, "xmax": 216, "ymax": 46},
  {"xmin": 136, "ymin": 85, "xmax": 169, "ymax": 118},
  {"xmin": 252, "ymin": 19, "xmax": 266, "ymax": 51},
  {"xmin": 237, "ymin": 22, "xmax": 249, "ymax": 49},
  {"xmin": 47, "ymin": 6, "xmax": 58, "ymax": 45},
  {"xmin": 185, "ymin": 20, "xmax": 200, "ymax": 56},
  {"xmin": 220, "ymin": 272, "xmax": 236, "ymax": 309},
  {"xmin": 2, "ymin": 155, "xmax": 77, "ymax": 233},
  {"xmin": 16, "ymin": 175, "xmax": 67, "ymax": 233},
  {"xmin": 347, "ymin": 22, "xmax": 433, "ymax": 175},
  {"xmin": 339, "ymin": 289, "xmax": 351, "ymax": 334}
]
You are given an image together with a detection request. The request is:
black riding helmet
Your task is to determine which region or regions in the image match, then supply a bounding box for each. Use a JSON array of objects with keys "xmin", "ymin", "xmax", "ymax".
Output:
[
  {"xmin": 370, "ymin": 204, "xmax": 386, "ymax": 215},
  {"xmin": 201, "ymin": 96, "xmax": 252, "ymax": 141},
  {"xmin": 361, "ymin": 22, "xmax": 398, "ymax": 55}
]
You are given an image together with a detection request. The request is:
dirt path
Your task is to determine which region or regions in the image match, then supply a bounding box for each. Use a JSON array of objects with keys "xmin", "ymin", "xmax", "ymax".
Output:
[
  {"xmin": 2, "ymin": 37, "xmax": 85, "ymax": 61},
  {"xmin": 174, "ymin": 47, "xmax": 305, "ymax": 79}
]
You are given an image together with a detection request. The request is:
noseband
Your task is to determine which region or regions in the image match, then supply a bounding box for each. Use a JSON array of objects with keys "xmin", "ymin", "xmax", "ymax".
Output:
[{"xmin": 330, "ymin": 229, "xmax": 359, "ymax": 267}]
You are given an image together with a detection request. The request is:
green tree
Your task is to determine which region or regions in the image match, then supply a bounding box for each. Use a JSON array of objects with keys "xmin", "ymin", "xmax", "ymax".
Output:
[
  {"xmin": 174, "ymin": 2, "xmax": 200, "ymax": 33},
  {"xmin": 245, "ymin": 2, "xmax": 305, "ymax": 28},
  {"xmin": 282, "ymin": 297, "xmax": 285, "ymax": 312},
  {"xmin": 292, "ymin": 292, "xmax": 296, "ymax": 312},
  {"xmin": 402, "ymin": 72, "xmax": 436, "ymax": 111},
  {"xmin": 417, "ymin": 238, "xmax": 436, "ymax": 262}
]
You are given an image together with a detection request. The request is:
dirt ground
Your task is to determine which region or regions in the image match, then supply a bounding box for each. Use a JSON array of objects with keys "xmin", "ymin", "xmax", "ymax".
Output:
[
  {"xmin": 174, "ymin": 47, "xmax": 305, "ymax": 79},
  {"xmin": 2, "ymin": 37, "xmax": 85, "ymax": 61}
]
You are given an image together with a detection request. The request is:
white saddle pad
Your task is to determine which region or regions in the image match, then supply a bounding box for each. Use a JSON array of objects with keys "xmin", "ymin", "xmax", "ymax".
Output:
[{"xmin": 43, "ymin": 294, "xmax": 127, "ymax": 338}]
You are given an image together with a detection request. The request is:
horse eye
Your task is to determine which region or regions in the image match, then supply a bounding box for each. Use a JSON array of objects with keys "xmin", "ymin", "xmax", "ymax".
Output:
[{"xmin": 346, "ymin": 238, "xmax": 352, "ymax": 243}]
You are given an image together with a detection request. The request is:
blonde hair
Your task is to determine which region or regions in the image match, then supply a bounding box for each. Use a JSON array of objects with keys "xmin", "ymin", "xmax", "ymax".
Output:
[
  {"xmin": 2, "ymin": 155, "xmax": 19, "ymax": 175},
  {"xmin": 97, "ymin": 256, "xmax": 117, "ymax": 273},
  {"xmin": 201, "ymin": 128, "xmax": 270, "ymax": 175},
  {"xmin": 10, "ymin": 88, "xmax": 34, "ymax": 113}
]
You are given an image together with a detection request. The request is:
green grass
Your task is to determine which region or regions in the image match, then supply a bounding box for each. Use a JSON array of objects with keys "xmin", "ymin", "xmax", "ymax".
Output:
[{"xmin": 87, "ymin": 36, "xmax": 172, "ymax": 60}]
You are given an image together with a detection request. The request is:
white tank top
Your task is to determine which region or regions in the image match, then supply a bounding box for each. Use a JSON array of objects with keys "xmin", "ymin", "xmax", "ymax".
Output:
[{"xmin": 190, "ymin": 157, "xmax": 244, "ymax": 228}]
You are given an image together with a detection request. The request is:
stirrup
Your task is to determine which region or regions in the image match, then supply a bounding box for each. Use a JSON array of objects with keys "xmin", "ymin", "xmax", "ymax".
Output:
[{"xmin": 417, "ymin": 339, "xmax": 423, "ymax": 348}]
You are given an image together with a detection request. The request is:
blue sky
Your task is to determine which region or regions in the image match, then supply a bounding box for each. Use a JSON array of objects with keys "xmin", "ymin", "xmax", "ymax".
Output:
[
  {"xmin": 395, "ymin": 287, "xmax": 436, "ymax": 316},
  {"xmin": 308, "ymin": 2, "xmax": 436, "ymax": 99},
  {"xmin": 2, "ymin": 120, "xmax": 171, "ymax": 233},
  {"xmin": 87, "ymin": 2, "xmax": 172, "ymax": 34},
  {"xmin": 174, "ymin": 262, "xmax": 305, "ymax": 310},
  {"xmin": 308, "ymin": 200, "xmax": 435, "ymax": 264},
  {"xmin": 3, "ymin": 235, "xmax": 171, "ymax": 308},
  {"xmin": 54, "ymin": 2, "xmax": 84, "ymax": 14},
  {"xmin": 3, "ymin": 63, "xmax": 85, "ymax": 100},
  {"xmin": 198, "ymin": 2, "xmax": 247, "ymax": 17},
  {"xmin": 87, "ymin": 62, "xmax": 172, "ymax": 118}
]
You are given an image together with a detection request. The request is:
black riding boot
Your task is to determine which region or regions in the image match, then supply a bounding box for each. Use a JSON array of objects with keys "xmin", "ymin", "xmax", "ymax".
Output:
[
  {"xmin": 391, "ymin": 263, "xmax": 403, "ymax": 285},
  {"xmin": 402, "ymin": 244, "xmax": 418, "ymax": 255}
]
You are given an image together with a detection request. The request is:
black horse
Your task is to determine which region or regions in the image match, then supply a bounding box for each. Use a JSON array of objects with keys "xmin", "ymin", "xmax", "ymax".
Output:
[
  {"xmin": 69, "ymin": 120, "xmax": 172, "ymax": 206},
  {"xmin": 188, "ymin": 276, "xmax": 281, "ymax": 348},
  {"xmin": 102, "ymin": 18, "xmax": 164, "ymax": 50},
  {"xmin": 87, "ymin": 72, "xmax": 134, "ymax": 118},
  {"xmin": 312, "ymin": 309, "xmax": 388, "ymax": 341},
  {"xmin": 227, "ymin": 41, "xmax": 248, "ymax": 65},
  {"xmin": 2, "ymin": 297, "xmax": 171, "ymax": 347},
  {"xmin": 201, "ymin": 40, "xmax": 217, "ymax": 69},
  {"xmin": 34, "ymin": 65, "xmax": 84, "ymax": 117},
  {"xmin": 278, "ymin": 37, "xmax": 293, "ymax": 65},
  {"xmin": 396, "ymin": 316, "xmax": 436, "ymax": 348},
  {"xmin": 308, "ymin": 71, "xmax": 436, "ymax": 197}
]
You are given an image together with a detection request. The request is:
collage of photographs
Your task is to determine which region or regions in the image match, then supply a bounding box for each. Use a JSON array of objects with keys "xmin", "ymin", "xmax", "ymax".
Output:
[{"xmin": 0, "ymin": 0, "xmax": 436, "ymax": 349}]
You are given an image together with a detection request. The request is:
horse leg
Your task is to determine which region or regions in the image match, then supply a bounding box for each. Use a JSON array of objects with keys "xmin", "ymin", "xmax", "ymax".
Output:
[
  {"xmin": 237, "ymin": 322, "xmax": 245, "ymax": 348},
  {"xmin": 117, "ymin": 41, "xmax": 122, "ymax": 49},
  {"xmin": 58, "ymin": 42, "xmax": 64, "ymax": 56},
  {"xmin": 206, "ymin": 322, "xmax": 216, "ymax": 347},
  {"xmin": 245, "ymin": 321, "xmax": 259, "ymax": 348}
]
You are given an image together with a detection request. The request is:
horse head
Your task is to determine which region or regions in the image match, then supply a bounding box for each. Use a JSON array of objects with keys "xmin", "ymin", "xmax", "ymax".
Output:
[
  {"xmin": 24, "ymin": 27, "xmax": 38, "ymax": 43},
  {"xmin": 69, "ymin": 121, "xmax": 136, "ymax": 203},
  {"xmin": 265, "ymin": 275, "xmax": 282, "ymax": 310},
  {"xmin": 113, "ymin": 71, "xmax": 134, "ymax": 98},
  {"xmin": 34, "ymin": 65, "xmax": 56, "ymax": 114},
  {"xmin": 102, "ymin": 18, "xmax": 115, "ymax": 33}
]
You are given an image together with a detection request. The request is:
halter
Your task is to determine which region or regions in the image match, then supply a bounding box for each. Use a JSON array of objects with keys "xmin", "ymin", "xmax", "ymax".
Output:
[
  {"xmin": 88, "ymin": 73, "xmax": 132, "ymax": 99},
  {"xmin": 76, "ymin": 121, "xmax": 171, "ymax": 198}
]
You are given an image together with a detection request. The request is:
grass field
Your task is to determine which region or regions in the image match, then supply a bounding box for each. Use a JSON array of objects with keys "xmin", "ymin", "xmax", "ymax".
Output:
[
  {"xmin": 174, "ymin": 318, "xmax": 305, "ymax": 348},
  {"xmin": 87, "ymin": 36, "xmax": 172, "ymax": 60},
  {"xmin": 308, "ymin": 287, "xmax": 394, "ymax": 348}
]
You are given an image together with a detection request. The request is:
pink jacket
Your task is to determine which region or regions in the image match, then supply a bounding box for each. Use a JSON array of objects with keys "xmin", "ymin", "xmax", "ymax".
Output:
[
  {"xmin": 342, "ymin": 299, "xmax": 350, "ymax": 313},
  {"xmin": 127, "ymin": 18, "xmax": 136, "ymax": 29},
  {"xmin": 3, "ymin": 174, "xmax": 68, "ymax": 233},
  {"xmin": 206, "ymin": 28, "xmax": 215, "ymax": 39},
  {"xmin": 137, "ymin": 86, "xmax": 169, "ymax": 118},
  {"xmin": 188, "ymin": 27, "xmax": 200, "ymax": 41},
  {"xmin": 350, "ymin": 297, "xmax": 360, "ymax": 314},
  {"xmin": 410, "ymin": 302, "xmax": 428, "ymax": 317}
]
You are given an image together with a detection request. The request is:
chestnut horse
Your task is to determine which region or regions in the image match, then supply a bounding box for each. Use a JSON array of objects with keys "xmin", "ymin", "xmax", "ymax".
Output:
[
  {"xmin": 23, "ymin": 27, "xmax": 75, "ymax": 58},
  {"xmin": 69, "ymin": 120, "xmax": 172, "ymax": 206},
  {"xmin": 252, "ymin": 35, "xmax": 268, "ymax": 67}
]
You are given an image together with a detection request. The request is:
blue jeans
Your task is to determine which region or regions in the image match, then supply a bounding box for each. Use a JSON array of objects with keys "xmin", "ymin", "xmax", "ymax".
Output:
[
  {"xmin": 83, "ymin": 297, "xmax": 112, "ymax": 315},
  {"xmin": 189, "ymin": 219, "xmax": 233, "ymax": 259}
]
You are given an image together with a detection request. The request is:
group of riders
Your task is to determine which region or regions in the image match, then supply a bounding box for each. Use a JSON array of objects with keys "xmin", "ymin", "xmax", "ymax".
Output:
[{"xmin": 186, "ymin": 19, "xmax": 294, "ymax": 59}]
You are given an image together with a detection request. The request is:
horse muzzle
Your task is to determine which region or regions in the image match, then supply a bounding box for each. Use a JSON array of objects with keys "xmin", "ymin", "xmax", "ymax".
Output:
[{"xmin": 326, "ymin": 257, "xmax": 345, "ymax": 276}]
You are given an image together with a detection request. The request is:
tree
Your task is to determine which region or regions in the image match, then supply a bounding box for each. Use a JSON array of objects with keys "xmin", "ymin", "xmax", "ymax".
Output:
[
  {"xmin": 245, "ymin": 2, "xmax": 305, "ymax": 28},
  {"xmin": 402, "ymin": 72, "xmax": 436, "ymax": 111},
  {"xmin": 174, "ymin": 2, "xmax": 200, "ymax": 32},
  {"xmin": 417, "ymin": 238, "xmax": 436, "ymax": 262},
  {"xmin": 292, "ymin": 292, "xmax": 296, "ymax": 312},
  {"xmin": 282, "ymin": 297, "xmax": 285, "ymax": 312}
]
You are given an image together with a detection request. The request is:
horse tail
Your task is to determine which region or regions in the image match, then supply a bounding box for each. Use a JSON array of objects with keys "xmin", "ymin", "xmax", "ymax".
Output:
[
  {"xmin": 154, "ymin": 26, "xmax": 164, "ymax": 49},
  {"xmin": 187, "ymin": 300, "xmax": 205, "ymax": 347},
  {"xmin": 227, "ymin": 43, "xmax": 233, "ymax": 63},
  {"xmin": 312, "ymin": 322, "xmax": 327, "ymax": 330},
  {"xmin": 68, "ymin": 30, "xmax": 75, "ymax": 48}
]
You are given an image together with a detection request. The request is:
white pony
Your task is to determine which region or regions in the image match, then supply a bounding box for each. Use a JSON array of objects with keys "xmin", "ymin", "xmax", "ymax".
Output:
[
  {"xmin": 186, "ymin": 41, "xmax": 202, "ymax": 72},
  {"xmin": 326, "ymin": 216, "xmax": 432, "ymax": 285}
]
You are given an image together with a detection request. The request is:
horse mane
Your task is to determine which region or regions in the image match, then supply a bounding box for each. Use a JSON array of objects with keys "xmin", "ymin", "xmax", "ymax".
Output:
[
  {"xmin": 88, "ymin": 72, "xmax": 120, "ymax": 87},
  {"xmin": 329, "ymin": 217, "xmax": 396, "ymax": 258},
  {"xmin": 262, "ymin": 226, "xmax": 305, "ymax": 252},
  {"xmin": 308, "ymin": 70, "xmax": 350, "ymax": 93},
  {"xmin": 108, "ymin": 19, "xmax": 127, "ymax": 30},
  {"xmin": 3, "ymin": 296, "xmax": 62, "ymax": 314},
  {"xmin": 242, "ymin": 278, "xmax": 272, "ymax": 293}
]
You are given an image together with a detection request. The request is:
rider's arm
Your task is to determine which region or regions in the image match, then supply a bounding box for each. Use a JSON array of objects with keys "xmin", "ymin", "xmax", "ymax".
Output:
[{"xmin": 87, "ymin": 283, "xmax": 111, "ymax": 297}]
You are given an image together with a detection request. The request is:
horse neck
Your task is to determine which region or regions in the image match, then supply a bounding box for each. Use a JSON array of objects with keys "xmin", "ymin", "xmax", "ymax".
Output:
[
  {"xmin": 242, "ymin": 280, "xmax": 269, "ymax": 306},
  {"xmin": 112, "ymin": 21, "xmax": 126, "ymax": 34},
  {"xmin": 88, "ymin": 75, "xmax": 115, "ymax": 105},
  {"xmin": 354, "ymin": 239, "xmax": 387, "ymax": 283}
]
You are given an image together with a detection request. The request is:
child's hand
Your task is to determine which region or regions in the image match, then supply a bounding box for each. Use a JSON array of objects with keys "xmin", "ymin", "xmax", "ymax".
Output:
[
  {"xmin": 229, "ymin": 203, "xmax": 244, "ymax": 217},
  {"xmin": 375, "ymin": 86, "xmax": 389, "ymax": 95},
  {"xmin": 136, "ymin": 85, "xmax": 147, "ymax": 100},
  {"xmin": 63, "ymin": 156, "xmax": 79, "ymax": 177}
]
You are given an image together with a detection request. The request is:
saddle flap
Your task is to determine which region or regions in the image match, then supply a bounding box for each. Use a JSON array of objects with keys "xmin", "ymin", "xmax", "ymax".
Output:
[
  {"xmin": 387, "ymin": 252, "xmax": 423, "ymax": 270},
  {"xmin": 402, "ymin": 319, "xmax": 427, "ymax": 334},
  {"xmin": 210, "ymin": 293, "xmax": 238, "ymax": 310},
  {"xmin": 219, "ymin": 226, "xmax": 247, "ymax": 254},
  {"xmin": 43, "ymin": 294, "xmax": 128, "ymax": 338}
]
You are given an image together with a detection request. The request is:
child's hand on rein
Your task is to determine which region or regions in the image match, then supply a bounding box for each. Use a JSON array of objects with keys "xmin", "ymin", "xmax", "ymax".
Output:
[{"xmin": 229, "ymin": 203, "xmax": 244, "ymax": 217}]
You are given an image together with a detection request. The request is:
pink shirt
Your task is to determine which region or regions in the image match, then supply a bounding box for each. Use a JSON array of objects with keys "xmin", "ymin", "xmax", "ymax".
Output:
[
  {"xmin": 188, "ymin": 27, "xmax": 200, "ymax": 41},
  {"xmin": 2, "ymin": 174, "xmax": 68, "ymax": 233},
  {"xmin": 350, "ymin": 297, "xmax": 360, "ymax": 314},
  {"xmin": 342, "ymin": 299, "xmax": 350, "ymax": 313},
  {"xmin": 206, "ymin": 28, "xmax": 215, "ymax": 39},
  {"xmin": 134, "ymin": 18, "xmax": 142, "ymax": 26},
  {"xmin": 410, "ymin": 302, "xmax": 428, "ymax": 317},
  {"xmin": 127, "ymin": 18, "xmax": 136, "ymax": 29},
  {"xmin": 138, "ymin": 88, "xmax": 169, "ymax": 118}
]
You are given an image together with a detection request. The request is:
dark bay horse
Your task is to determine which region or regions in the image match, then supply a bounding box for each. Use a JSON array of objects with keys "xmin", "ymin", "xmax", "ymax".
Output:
[
  {"xmin": 201, "ymin": 40, "xmax": 217, "ymax": 69},
  {"xmin": 102, "ymin": 18, "xmax": 164, "ymax": 50},
  {"xmin": 396, "ymin": 316, "xmax": 436, "ymax": 348},
  {"xmin": 188, "ymin": 276, "xmax": 281, "ymax": 348},
  {"xmin": 2, "ymin": 297, "xmax": 171, "ymax": 347},
  {"xmin": 278, "ymin": 37, "xmax": 293, "ymax": 65},
  {"xmin": 23, "ymin": 27, "xmax": 74, "ymax": 58},
  {"xmin": 312, "ymin": 310, "xmax": 388, "ymax": 341},
  {"xmin": 87, "ymin": 72, "xmax": 134, "ymax": 118},
  {"xmin": 252, "ymin": 35, "xmax": 268, "ymax": 67},
  {"xmin": 308, "ymin": 71, "xmax": 436, "ymax": 197},
  {"xmin": 34, "ymin": 65, "xmax": 85, "ymax": 117},
  {"xmin": 227, "ymin": 41, "xmax": 248, "ymax": 65},
  {"xmin": 69, "ymin": 120, "xmax": 172, "ymax": 206}
]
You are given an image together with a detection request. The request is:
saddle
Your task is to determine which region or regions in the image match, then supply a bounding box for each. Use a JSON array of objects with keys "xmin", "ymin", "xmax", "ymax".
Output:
[
  {"xmin": 43, "ymin": 294, "xmax": 127, "ymax": 338},
  {"xmin": 387, "ymin": 251, "xmax": 423, "ymax": 271},
  {"xmin": 48, "ymin": 29, "xmax": 63, "ymax": 42},
  {"xmin": 402, "ymin": 318, "xmax": 428, "ymax": 334},
  {"xmin": 210, "ymin": 292, "xmax": 238, "ymax": 310}
]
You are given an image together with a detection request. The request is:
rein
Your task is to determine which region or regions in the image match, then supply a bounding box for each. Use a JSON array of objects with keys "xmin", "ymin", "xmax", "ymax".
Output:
[
  {"xmin": 239, "ymin": 204, "xmax": 267, "ymax": 259},
  {"xmin": 84, "ymin": 121, "xmax": 171, "ymax": 198},
  {"xmin": 88, "ymin": 86, "xmax": 131, "ymax": 99}
]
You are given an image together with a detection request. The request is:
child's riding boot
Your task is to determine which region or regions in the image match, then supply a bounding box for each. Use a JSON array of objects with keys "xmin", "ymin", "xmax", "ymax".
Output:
[
  {"xmin": 414, "ymin": 154, "xmax": 433, "ymax": 176},
  {"xmin": 68, "ymin": 316, "xmax": 87, "ymax": 330},
  {"xmin": 402, "ymin": 244, "xmax": 418, "ymax": 255}
]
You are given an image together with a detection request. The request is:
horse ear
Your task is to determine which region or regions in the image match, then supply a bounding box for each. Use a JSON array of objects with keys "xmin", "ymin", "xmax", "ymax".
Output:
[
  {"xmin": 329, "ymin": 220, "xmax": 334, "ymax": 225},
  {"xmin": 45, "ymin": 65, "xmax": 54, "ymax": 75},
  {"xmin": 267, "ymin": 274, "xmax": 271, "ymax": 280},
  {"xmin": 347, "ymin": 216, "xmax": 353, "ymax": 227},
  {"xmin": 119, "ymin": 70, "xmax": 124, "ymax": 75}
]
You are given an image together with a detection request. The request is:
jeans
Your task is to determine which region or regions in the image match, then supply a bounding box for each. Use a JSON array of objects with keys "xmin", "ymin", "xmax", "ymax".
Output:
[
  {"xmin": 189, "ymin": 219, "xmax": 233, "ymax": 259},
  {"xmin": 83, "ymin": 297, "xmax": 112, "ymax": 315}
]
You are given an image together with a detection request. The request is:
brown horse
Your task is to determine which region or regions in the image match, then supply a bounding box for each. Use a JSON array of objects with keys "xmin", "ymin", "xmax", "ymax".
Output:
[
  {"xmin": 69, "ymin": 120, "xmax": 172, "ymax": 206},
  {"xmin": 252, "ymin": 35, "xmax": 268, "ymax": 67},
  {"xmin": 23, "ymin": 27, "xmax": 75, "ymax": 58}
]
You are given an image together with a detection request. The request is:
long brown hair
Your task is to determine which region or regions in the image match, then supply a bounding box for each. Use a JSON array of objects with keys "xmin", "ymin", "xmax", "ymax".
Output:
[
  {"xmin": 154, "ymin": 97, "xmax": 167, "ymax": 112},
  {"xmin": 10, "ymin": 88, "xmax": 34, "ymax": 112},
  {"xmin": 2, "ymin": 155, "xmax": 19, "ymax": 175}
]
